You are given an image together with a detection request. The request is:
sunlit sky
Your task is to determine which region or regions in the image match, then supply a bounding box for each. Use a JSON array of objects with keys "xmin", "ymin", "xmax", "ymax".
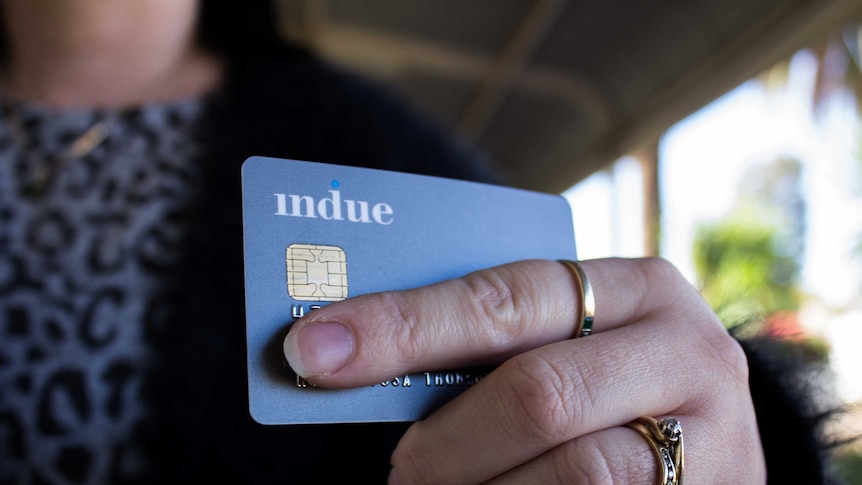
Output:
[{"xmin": 564, "ymin": 49, "xmax": 862, "ymax": 402}]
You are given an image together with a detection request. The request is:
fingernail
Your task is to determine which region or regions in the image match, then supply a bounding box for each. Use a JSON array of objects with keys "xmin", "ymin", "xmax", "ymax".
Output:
[{"xmin": 283, "ymin": 322, "xmax": 354, "ymax": 377}]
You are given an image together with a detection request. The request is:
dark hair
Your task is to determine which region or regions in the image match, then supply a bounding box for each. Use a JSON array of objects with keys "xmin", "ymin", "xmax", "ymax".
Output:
[{"xmin": 0, "ymin": 0, "xmax": 291, "ymax": 64}]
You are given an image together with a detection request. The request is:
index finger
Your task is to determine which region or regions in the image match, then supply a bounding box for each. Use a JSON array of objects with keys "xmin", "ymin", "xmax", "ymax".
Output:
[{"xmin": 283, "ymin": 257, "xmax": 704, "ymax": 387}]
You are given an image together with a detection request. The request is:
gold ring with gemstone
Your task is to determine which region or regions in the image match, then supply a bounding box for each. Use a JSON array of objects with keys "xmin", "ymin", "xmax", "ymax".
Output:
[{"xmin": 626, "ymin": 416, "xmax": 685, "ymax": 485}]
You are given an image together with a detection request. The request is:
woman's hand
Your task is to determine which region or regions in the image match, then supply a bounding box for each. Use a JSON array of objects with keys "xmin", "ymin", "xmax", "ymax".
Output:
[{"xmin": 283, "ymin": 258, "xmax": 766, "ymax": 484}]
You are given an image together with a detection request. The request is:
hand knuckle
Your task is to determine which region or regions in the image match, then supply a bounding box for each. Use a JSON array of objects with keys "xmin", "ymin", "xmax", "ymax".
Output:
[
  {"xmin": 636, "ymin": 257, "xmax": 701, "ymax": 299},
  {"xmin": 499, "ymin": 354, "xmax": 585, "ymax": 446},
  {"xmin": 712, "ymin": 331, "xmax": 750, "ymax": 383},
  {"xmin": 694, "ymin": 321, "xmax": 750, "ymax": 387},
  {"xmin": 624, "ymin": 257, "xmax": 698, "ymax": 320},
  {"xmin": 557, "ymin": 437, "xmax": 613, "ymax": 485},
  {"xmin": 557, "ymin": 435, "xmax": 648, "ymax": 485},
  {"xmin": 378, "ymin": 291, "xmax": 426, "ymax": 364},
  {"xmin": 460, "ymin": 268, "xmax": 534, "ymax": 344}
]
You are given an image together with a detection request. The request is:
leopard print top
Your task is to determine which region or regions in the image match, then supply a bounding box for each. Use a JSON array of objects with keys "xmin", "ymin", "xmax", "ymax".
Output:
[{"xmin": 0, "ymin": 98, "xmax": 205, "ymax": 484}]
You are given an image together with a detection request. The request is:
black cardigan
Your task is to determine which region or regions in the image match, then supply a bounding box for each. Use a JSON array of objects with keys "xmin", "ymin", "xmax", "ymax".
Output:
[{"xmin": 143, "ymin": 47, "xmax": 840, "ymax": 484}]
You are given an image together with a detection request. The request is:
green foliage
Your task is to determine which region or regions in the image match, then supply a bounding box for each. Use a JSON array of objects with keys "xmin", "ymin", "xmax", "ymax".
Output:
[
  {"xmin": 834, "ymin": 444, "xmax": 862, "ymax": 485},
  {"xmin": 693, "ymin": 217, "xmax": 800, "ymax": 328}
]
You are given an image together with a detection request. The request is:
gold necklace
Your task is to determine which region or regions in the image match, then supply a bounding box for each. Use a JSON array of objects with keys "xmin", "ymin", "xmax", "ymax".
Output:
[{"xmin": 2, "ymin": 104, "xmax": 111, "ymax": 196}]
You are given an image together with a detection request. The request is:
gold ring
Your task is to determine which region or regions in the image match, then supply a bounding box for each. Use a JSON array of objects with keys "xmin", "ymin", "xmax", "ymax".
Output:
[
  {"xmin": 558, "ymin": 260, "xmax": 594, "ymax": 337},
  {"xmin": 626, "ymin": 416, "xmax": 685, "ymax": 485}
]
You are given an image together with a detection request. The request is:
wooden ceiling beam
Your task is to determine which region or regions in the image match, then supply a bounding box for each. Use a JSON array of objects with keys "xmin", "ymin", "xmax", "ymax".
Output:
[
  {"xmin": 456, "ymin": 0, "xmax": 569, "ymax": 140},
  {"xmin": 304, "ymin": 20, "xmax": 616, "ymax": 135}
]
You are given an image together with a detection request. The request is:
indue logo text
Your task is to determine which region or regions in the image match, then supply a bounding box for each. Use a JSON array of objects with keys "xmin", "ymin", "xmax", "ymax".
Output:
[{"xmin": 274, "ymin": 190, "xmax": 394, "ymax": 225}]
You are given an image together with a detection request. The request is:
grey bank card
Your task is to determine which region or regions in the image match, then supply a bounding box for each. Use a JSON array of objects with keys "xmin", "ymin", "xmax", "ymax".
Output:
[{"xmin": 242, "ymin": 156, "xmax": 577, "ymax": 424}]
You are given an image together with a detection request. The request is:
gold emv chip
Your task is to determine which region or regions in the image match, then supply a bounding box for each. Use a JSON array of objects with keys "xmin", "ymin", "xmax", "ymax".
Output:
[{"xmin": 286, "ymin": 244, "xmax": 348, "ymax": 301}]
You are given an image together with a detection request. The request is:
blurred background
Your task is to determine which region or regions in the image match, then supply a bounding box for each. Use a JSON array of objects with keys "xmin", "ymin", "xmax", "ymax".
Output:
[{"xmin": 273, "ymin": 0, "xmax": 862, "ymax": 480}]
